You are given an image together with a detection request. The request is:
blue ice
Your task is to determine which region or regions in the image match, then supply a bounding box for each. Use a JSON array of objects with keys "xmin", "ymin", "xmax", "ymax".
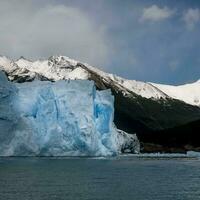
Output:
[{"xmin": 0, "ymin": 71, "xmax": 120, "ymax": 156}]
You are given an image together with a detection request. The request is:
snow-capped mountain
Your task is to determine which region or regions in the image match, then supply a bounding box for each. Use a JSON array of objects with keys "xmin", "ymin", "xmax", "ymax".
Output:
[
  {"xmin": 151, "ymin": 81, "xmax": 200, "ymax": 107},
  {"xmin": 0, "ymin": 55, "xmax": 199, "ymax": 107},
  {"xmin": 1, "ymin": 55, "xmax": 200, "ymax": 152}
]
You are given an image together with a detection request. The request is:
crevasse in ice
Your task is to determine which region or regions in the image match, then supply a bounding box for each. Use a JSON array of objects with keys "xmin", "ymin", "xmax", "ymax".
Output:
[{"xmin": 0, "ymin": 71, "xmax": 126, "ymax": 156}]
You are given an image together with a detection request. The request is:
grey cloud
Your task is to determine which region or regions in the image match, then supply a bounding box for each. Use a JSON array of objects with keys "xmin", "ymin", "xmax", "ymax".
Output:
[{"xmin": 0, "ymin": 0, "xmax": 109, "ymax": 66}]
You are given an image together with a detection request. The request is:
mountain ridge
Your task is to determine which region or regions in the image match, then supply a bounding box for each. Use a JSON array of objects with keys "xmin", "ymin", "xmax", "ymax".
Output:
[{"xmin": 0, "ymin": 55, "xmax": 200, "ymax": 107}]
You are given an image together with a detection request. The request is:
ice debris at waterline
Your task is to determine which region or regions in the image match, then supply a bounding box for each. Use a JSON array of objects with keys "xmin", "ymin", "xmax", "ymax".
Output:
[{"xmin": 0, "ymin": 71, "xmax": 139, "ymax": 156}]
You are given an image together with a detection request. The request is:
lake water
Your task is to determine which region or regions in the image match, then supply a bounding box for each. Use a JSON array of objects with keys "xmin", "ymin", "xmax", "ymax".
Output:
[{"xmin": 0, "ymin": 156, "xmax": 200, "ymax": 200}]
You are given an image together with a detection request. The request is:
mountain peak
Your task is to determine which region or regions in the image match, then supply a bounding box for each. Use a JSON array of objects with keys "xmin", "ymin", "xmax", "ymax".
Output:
[{"xmin": 19, "ymin": 56, "xmax": 26, "ymax": 60}]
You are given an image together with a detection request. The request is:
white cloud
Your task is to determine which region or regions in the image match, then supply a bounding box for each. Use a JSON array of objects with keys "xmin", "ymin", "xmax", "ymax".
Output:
[
  {"xmin": 169, "ymin": 60, "xmax": 180, "ymax": 72},
  {"xmin": 183, "ymin": 8, "xmax": 200, "ymax": 30},
  {"xmin": 140, "ymin": 5, "xmax": 174, "ymax": 22},
  {"xmin": 0, "ymin": 0, "xmax": 109, "ymax": 66}
]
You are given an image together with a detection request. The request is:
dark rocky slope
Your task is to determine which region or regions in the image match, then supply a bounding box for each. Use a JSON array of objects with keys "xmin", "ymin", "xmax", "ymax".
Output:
[{"xmin": 77, "ymin": 63, "xmax": 200, "ymax": 152}]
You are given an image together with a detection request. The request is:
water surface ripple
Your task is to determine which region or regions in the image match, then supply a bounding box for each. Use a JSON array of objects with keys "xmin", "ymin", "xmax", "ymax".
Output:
[{"xmin": 0, "ymin": 156, "xmax": 200, "ymax": 200}]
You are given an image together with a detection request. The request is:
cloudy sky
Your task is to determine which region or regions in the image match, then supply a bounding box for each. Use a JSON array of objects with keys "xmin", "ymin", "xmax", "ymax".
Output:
[{"xmin": 0, "ymin": 0, "xmax": 200, "ymax": 84}]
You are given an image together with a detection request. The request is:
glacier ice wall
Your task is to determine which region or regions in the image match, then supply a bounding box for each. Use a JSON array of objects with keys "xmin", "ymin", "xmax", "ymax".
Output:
[{"xmin": 0, "ymin": 71, "xmax": 139, "ymax": 156}]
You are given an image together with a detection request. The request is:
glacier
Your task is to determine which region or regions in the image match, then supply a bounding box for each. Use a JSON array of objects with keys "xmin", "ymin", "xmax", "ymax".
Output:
[{"xmin": 0, "ymin": 71, "xmax": 139, "ymax": 156}]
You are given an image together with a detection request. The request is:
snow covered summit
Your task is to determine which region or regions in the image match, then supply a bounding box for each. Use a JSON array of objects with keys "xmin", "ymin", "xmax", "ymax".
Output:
[{"xmin": 0, "ymin": 55, "xmax": 200, "ymax": 107}]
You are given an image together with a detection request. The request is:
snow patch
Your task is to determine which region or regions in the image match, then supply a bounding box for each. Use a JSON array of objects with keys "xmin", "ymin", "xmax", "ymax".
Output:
[{"xmin": 151, "ymin": 82, "xmax": 200, "ymax": 106}]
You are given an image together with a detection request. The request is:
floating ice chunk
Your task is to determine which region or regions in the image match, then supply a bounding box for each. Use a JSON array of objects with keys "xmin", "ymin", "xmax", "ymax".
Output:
[{"xmin": 187, "ymin": 151, "xmax": 200, "ymax": 158}]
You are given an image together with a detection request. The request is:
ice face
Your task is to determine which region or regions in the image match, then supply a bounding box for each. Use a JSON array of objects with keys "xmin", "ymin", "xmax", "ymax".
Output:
[{"xmin": 0, "ymin": 71, "xmax": 123, "ymax": 156}]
